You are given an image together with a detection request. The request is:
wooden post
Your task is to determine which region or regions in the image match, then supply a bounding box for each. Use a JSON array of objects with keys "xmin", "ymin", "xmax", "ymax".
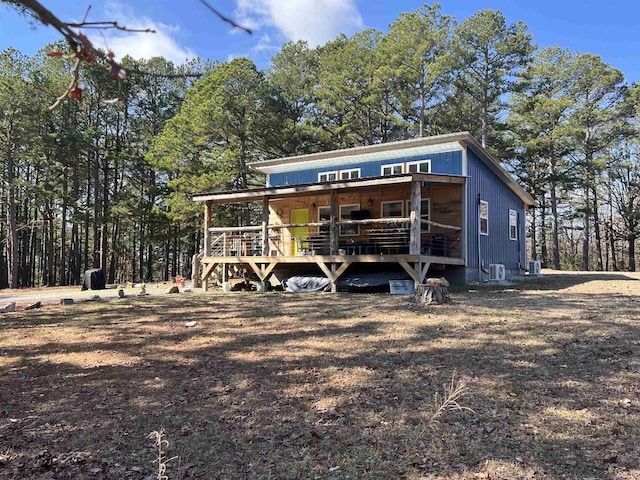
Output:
[
  {"xmin": 330, "ymin": 264, "xmax": 337, "ymax": 293},
  {"xmin": 262, "ymin": 196, "xmax": 269, "ymax": 256},
  {"xmin": 202, "ymin": 201, "xmax": 213, "ymax": 291},
  {"xmin": 330, "ymin": 190, "xmax": 338, "ymax": 255},
  {"xmin": 192, "ymin": 254, "xmax": 201, "ymax": 288},
  {"xmin": 409, "ymin": 180, "xmax": 421, "ymax": 255},
  {"xmin": 203, "ymin": 201, "xmax": 212, "ymax": 257}
]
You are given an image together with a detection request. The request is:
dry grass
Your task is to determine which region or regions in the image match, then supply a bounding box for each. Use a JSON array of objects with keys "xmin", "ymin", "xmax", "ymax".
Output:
[{"xmin": 1, "ymin": 271, "xmax": 639, "ymax": 479}]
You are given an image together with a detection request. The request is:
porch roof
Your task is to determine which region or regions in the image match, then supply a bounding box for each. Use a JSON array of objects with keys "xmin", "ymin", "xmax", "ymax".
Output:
[{"xmin": 192, "ymin": 173, "xmax": 465, "ymax": 204}]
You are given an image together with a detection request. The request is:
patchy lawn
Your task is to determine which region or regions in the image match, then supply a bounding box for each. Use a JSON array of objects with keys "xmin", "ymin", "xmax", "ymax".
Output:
[{"xmin": 1, "ymin": 271, "xmax": 639, "ymax": 479}]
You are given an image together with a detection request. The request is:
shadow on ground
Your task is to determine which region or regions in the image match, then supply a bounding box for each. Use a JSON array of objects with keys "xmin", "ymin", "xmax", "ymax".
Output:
[{"xmin": 1, "ymin": 274, "xmax": 639, "ymax": 479}]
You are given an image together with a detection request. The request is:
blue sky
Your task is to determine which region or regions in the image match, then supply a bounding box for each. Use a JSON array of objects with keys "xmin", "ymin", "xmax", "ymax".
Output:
[{"xmin": 1, "ymin": 0, "xmax": 638, "ymax": 83}]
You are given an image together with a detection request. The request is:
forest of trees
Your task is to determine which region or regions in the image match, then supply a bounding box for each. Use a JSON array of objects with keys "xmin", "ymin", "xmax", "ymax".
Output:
[{"xmin": 1, "ymin": 3, "xmax": 640, "ymax": 288}]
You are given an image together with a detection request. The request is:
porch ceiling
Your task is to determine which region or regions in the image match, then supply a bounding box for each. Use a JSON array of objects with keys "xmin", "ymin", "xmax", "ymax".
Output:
[{"xmin": 192, "ymin": 173, "xmax": 466, "ymax": 204}]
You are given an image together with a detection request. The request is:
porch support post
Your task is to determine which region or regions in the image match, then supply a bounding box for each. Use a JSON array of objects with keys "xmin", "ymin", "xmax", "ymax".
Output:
[
  {"xmin": 420, "ymin": 262, "xmax": 431, "ymax": 283},
  {"xmin": 330, "ymin": 264, "xmax": 338, "ymax": 293},
  {"xmin": 247, "ymin": 261, "xmax": 277, "ymax": 282},
  {"xmin": 222, "ymin": 263, "xmax": 228, "ymax": 291},
  {"xmin": 409, "ymin": 180, "xmax": 421, "ymax": 255},
  {"xmin": 316, "ymin": 260, "xmax": 352, "ymax": 292},
  {"xmin": 398, "ymin": 258, "xmax": 421, "ymax": 284},
  {"xmin": 202, "ymin": 260, "xmax": 218, "ymax": 292},
  {"xmin": 262, "ymin": 196, "xmax": 270, "ymax": 256},
  {"xmin": 204, "ymin": 200, "xmax": 212, "ymax": 257},
  {"xmin": 330, "ymin": 190, "xmax": 338, "ymax": 255}
]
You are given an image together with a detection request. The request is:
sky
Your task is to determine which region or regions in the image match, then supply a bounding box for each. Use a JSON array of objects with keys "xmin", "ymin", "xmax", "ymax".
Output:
[{"xmin": 1, "ymin": 0, "xmax": 638, "ymax": 83}]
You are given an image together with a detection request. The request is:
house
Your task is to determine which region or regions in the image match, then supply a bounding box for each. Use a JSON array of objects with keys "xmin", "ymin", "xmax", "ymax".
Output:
[{"xmin": 192, "ymin": 132, "xmax": 535, "ymax": 291}]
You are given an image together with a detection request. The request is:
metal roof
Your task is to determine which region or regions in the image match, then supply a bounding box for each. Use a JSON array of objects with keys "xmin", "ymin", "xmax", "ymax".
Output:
[{"xmin": 193, "ymin": 132, "xmax": 535, "ymax": 207}]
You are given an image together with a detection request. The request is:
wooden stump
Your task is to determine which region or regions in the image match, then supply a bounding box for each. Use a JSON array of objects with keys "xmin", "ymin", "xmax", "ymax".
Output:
[{"xmin": 414, "ymin": 278, "xmax": 451, "ymax": 305}]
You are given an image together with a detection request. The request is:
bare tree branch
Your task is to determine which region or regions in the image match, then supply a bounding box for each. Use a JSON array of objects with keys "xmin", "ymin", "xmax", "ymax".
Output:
[
  {"xmin": 197, "ymin": 0, "xmax": 252, "ymax": 35},
  {"xmin": 64, "ymin": 21, "xmax": 156, "ymax": 33},
  {"xmin": 7, "ymin": 0, "xmax": 250, "ymax": 108},
  {"xmin": 49, "ymin": 57, "xmax": 82, "ymax": 110}
]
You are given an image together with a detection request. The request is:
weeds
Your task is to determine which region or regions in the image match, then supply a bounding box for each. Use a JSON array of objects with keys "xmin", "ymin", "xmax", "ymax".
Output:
[
  {"xmin": 428, "ymin": 370, "xmax": 474, "ymax": 427},
  {"xmin": 147, "ymin": 429, "xmax": 177, "ymax": 480}
]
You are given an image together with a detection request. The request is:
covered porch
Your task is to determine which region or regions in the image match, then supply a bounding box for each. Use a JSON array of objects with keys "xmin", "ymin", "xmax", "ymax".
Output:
[{"xmin": 192, "ymin": 173, "xmax": 467, "ymax": 292}]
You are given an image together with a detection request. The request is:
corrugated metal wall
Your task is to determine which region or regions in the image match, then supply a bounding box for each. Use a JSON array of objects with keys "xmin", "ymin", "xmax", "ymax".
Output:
[
  {"xmin": 466, "ymin": 150, "xmax": 527, "ymax": 271},
  {"xmin": 268, "ymin": 151, "xmax": 463, "ymax": 186}
]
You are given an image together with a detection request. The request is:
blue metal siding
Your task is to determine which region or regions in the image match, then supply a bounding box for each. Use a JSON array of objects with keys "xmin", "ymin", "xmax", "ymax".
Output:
[
  {"xmin": 269, "ymin": 151, "xmax": 463, "ymax": 186},
  {"xmin": 466, "ymin": 150, "xmax": 527, "ymax": 271}
]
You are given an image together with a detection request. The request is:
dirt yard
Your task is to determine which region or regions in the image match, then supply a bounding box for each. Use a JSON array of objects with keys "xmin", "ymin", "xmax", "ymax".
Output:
[{"xmin": 1, "ymin": 271, "xmax": 639, "ymax": 479}]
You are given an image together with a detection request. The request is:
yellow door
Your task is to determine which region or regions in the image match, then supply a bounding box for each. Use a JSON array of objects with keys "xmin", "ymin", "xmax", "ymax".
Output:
[{"xmin": 291, "ymin": 209, "xmax": 309, "ymax": 255}]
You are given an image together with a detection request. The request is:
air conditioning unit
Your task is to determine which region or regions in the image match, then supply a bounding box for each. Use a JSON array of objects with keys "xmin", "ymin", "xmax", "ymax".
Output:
[
  {"xmin": 529, "ymin": 260, "xmax": 541, "ymax": 276},
  {"xmin": 489, "ymin": 263, "xmax": 506, "ymax": 282}
]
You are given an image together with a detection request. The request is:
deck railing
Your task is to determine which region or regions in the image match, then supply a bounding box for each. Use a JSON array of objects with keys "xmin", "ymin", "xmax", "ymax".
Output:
[{"xmin": 207, "ymin": 218, "xmax": 462, "ymax": 258}]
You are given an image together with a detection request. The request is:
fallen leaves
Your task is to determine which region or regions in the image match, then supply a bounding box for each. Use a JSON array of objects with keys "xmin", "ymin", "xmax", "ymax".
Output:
[{"xmin": 1, "ymin": 274, "xmax": 640, "ymax": 478}]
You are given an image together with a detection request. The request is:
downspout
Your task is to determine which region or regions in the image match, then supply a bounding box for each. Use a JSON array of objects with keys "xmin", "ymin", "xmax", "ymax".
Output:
[
  {"xmin": 477, "ymin": 194, "xmax": 490, "ymax": 279},
  {"xmin": 517, "ymin": 211, "xmax": 526, "ymax": 272},
  {"xmin": 477, "ymin": 194, "xmax": 482, "ymax": 281}
]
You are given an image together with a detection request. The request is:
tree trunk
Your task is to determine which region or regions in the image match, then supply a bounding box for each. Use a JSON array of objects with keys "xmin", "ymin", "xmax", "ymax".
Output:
[
  {"xmin": 0, "ymin": 189, "xmax": 7, "ymax": 289},
  {"xmin": 146, "ymin": 243, "xmax": 153, "ymax": 281},
  {"xmin": 550, "ymin": 179, "xmax": 560, "ymax": 269},
  {"xmin": 163, "ymin": 237, "xmax": 170, "ymax": 281},
  {"xmin": 107, "ymin": 220, "xmax": 119, "ymax": 284},
  {"xmin": 92, "ymin": 150, "xmax": 100, "ymax": 269},
  {"xmin": 414, "ymin": 283, "xmax": 451, "ymax": 305},
  {"xmin": 138, "ymin": 223, "xmax": 145, "ymax": 282},
  {"xmin": 582, "ymin": 188, "xmax": 590, "ymax": 271},
  {"xmin": 28, "ymin": 203, "xmax": 38, "ymax": 287},
  {"xmin": 608, "ymin": 222, "xmax": 618, "ymax": 271},
  {"xmin": 70, "ymin": 158, "xmax": 80, "ymax": 285},
  {"xmin": 418, "ymin": 87, "xmax": 426, "ymax": 138},
  {"xmin": 592, "ymin": 186, "xmax": 604, "ymax": 271},
  {"xmin": 540, "ymin": 202, "xmax": 548, "ymax": 268},
  {"xmin": 629, "ymin": 234, "xmax": 637, "ymax": 272},
  {"xmin": 529, "ymin": 204, "xmax": 537, "ymax": 261},
  {"xmin": 607, "ymin": 184, "xmax": 618, "ymax": 271},
  {"xmin": 6, "ymin": 147, "xmax": 18, "ymax": 289},
  {"xmin": 46, "ymin": 204, "xmax": 55, "ymax": 285},
  {"xmin": 132, "ymin": 224, "xmax": 137, "ymax": 282},
  {"xmin": 60, "ymin": 166, "xmax": 69, "ymax": 285},
  {"xmin": 82, "ymin": 148, "xmax": 89, "ymax": 276},
  {"xmin": 172, "ymin": 227, "xmax": 178, "ymax": 277}
]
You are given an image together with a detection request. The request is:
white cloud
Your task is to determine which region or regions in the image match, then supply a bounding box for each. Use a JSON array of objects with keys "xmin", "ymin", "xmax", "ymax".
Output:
[
  {"xmin": 227, "ymin": 33, "xmax": 279, "ymax": 64},
  {"xmin": 251, "ymin": 33, "xmax": 279, "ymax": 54},
  {"xmin": 100, "ymin": 1, "xmax": 195, "ymax": 64},
  {"xmin": 235, "ymin": 0, "xmax": 364, "ymax": 47}
]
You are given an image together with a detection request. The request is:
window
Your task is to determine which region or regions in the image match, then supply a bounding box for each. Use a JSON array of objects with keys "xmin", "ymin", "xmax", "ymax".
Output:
[
  {"xmin": 407, "ymin": 160, "xmax": 431, "ymax": 174},
  {"xmin": 479, "ymin": 200, "xmax": 489, "ymax": 236},
  {"xmin": 340, "ymin": 204, "xmax": 360, "ymax": 236},
  {"xmin": 318, "ymin": 206, "xmax": 331, "ymax": 223},
  {"xmin": 318, "ymin": 171, "xmax": 338, "ymax": 182},
  {"xmin": 509, "ymin": 209, "xmax": 518, "ymax": 240},
  {"xmin": 407, "ymin": 198, "xmax": 431, "ymax": 232},
  {"xmin": 382, "ymin": 201, "xmax": 403, "ymax": 218},
  {"xmin": 340, "ymin": 168, "xmax": 360, "ymax": 180},
  {"xmin": 381, "ymin": 163, "xmax": 404, "ymax": 176},
  {"xmin": 318, "ymin": 206, "xmax": 331, "ymax": 234}
]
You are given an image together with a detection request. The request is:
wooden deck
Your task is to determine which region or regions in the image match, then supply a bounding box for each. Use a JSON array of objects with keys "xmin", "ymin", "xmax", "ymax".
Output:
[
  {"xmin": 201, "ymin": 253, "xmax": 465, "ymax": 292},
  {"xmin": 193, "ymin": 172, "xmax": 468, "ymax": 292}
]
